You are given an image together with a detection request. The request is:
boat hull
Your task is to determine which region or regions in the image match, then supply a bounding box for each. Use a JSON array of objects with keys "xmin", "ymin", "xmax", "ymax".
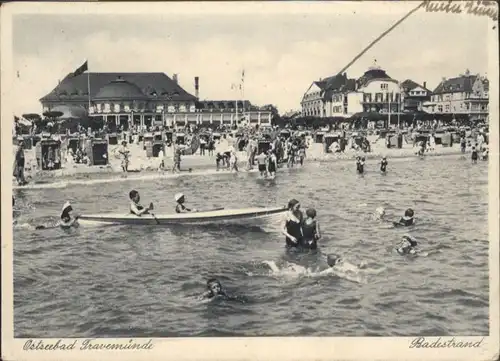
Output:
[{"xmin": 78, "ymin": 207, "xmax": 286, "ymax": 226}]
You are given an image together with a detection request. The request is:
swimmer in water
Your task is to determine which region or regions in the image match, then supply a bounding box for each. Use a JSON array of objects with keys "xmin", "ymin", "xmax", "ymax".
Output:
[
  {"xmin": 282, "ymin": 199, "xmax": 303, "ymax": 249},
  {"xmin": 301, "ymin": 208, "xmax": 321, "ymax": 250},
  {"xmin": 326, "ymin": 254, "xmax": 364, "ymax": 272},
  {"xmin": 129, "ymin": 190, "xmax": 154, "ymax": 216},
  {"xmin": 201, "ymin": 278, "xmax": 227, "ymax": 299},
  {"xmin": 201, "ymin": 278, "xmax": 245, "ymax": 302},
  {"xmin": 380, "ymin": 157, "xmax": 388, "ymax": 173},
  {"xmin": 175, "ymin": 193, "xmax": 197, "ymax": 213},
  {"xmin": 396, "ymin": 234, "xmax": 418, "ymax": 255},
  {"xmin": 394, "ymin": 208, "xmax": 414, "ymax": 227},
  {"xmin": 60, "ymin": 201, "xmax": 80, "ymax": 228},
  {"xmin": 374, "ymin": 207, "xmax": 386, "ymax": 220}
]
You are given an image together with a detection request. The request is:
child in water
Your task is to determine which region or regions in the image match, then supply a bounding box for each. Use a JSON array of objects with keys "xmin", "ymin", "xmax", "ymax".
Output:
[
  {"xmin": 255, "ymin": 150, "xmax": 268, "ymax": 178},
  {"xmin": 396, "ymin": 235, "xmax": 418, "ymax": 255},
  {"xmin": 129, "ymin": 190, "xmax": 154, "ymax": 216},
  {"xmin": 215, "ymin": 152, "xmax": 224, "ymax": 171},
  {"xmin": 471, "ymin": 146, "xmax": 478, "ymax": 164},
  {"xmin": 201, "ymin": 278, "xmax": 245, "ymax": 302},
  {"xmin": 356, "ymin": 156, "xmax": 364, "ymax": 174},
  {"xmin": 394, "ymin": 208, "xmax": 414, "ymax": 227},
  {"xmin": 301, "ymin": 208, "xmax": 321, "ymax": 250},
  {"xmin": 60, "ymin": 201, "xmax": 80, "ymax": 228},
  {"xmin": 380, "ymin": 157, "xmax": 388, "ymax": 173}
]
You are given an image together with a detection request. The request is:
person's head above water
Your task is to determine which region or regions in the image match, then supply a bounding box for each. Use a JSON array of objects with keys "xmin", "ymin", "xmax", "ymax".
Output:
[
  {"xmin": 305, "ymin": 208, "xmax": 317, "ymax": 219},
  {"xmin": 175, "ymin": 193, "xmax": 185, "ymax": 203},
  {"xmin": 327, "ymin": 254, "xmax": 341, "ymax": 267},
  {"xmin": 404, "ymin": 208, "xmax": 414, "ymax": 218},
  {"xmin": 60, "ymin": 201, "xmax": 73, "ymax": 220},
  {"xmin": 375, "ymin": 207, "xmax": 386, "ymax": 218},
  {"xmin": 287, "ymin": 199, "xmax": 300, "ymax": 211},
  {"xmin": 121, "ymin": 141, "xmax": 127, "ymax": 146},
  {"xmin": 402, "ymin": 234, "xmax": 417, "ymax": 247},
  {"xmin": 207, "ymin": 278, "xmax": 223, "ymax": 296},
  {"xmin": 129, "ymin": 190, "xmax": 140, "ymax": 203}
]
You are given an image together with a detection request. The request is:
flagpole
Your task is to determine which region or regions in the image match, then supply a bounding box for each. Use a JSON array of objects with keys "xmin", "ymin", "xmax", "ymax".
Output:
[{"xmin": 87, "ymin": 71, "xmax": 91, "ymax": 111}]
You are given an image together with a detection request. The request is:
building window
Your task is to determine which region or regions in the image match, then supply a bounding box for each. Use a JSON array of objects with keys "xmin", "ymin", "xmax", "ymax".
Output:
[
  {"xmin": 445, "ymin": 104, "xmax": 450, "ymax": 112},
  {"xmin": 438, "ymin": 105, "xmax": 443, "ymax": 113},
  {"xmin": 380, "ymin": 83, "xmax": 388, "ymax": 90}
]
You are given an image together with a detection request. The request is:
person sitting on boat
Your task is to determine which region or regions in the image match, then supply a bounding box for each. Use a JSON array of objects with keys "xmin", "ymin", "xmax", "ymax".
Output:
[
  {"xmin": 129, "ymin": 190, "xmax": 153, "ymax": 216},
  {"xmin": 175, "ymin": 193, "xmax": 197, "ymax": 213},
  {"xmin": 394, "ymin": 208, "xmax": 414, "ymax": 227},
  {"xmin": 281, "ymin": 199, "xmax": 303, "ymax": 249},
  {"xmin": 396, "ymin": 234, "xmax": 418, "ymax": 255},
  {"xmin": 60, "ymin": 201, "xmax": 80, "ymax": 228},
  {"xmin": 301, "ymin": 208, "xmax": 321, "ymax": 250}
]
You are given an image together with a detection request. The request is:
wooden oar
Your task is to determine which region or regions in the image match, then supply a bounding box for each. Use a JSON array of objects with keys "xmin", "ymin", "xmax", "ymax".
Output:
[{"xmin": 148, "ymin": 202, "xmax": 160, "ymax": 224}]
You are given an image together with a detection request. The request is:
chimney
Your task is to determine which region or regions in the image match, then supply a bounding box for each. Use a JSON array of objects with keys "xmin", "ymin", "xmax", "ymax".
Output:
[
  {"xmin": 423, "ymin": 81, "xmax": 427, "ymax": 89},
  {"xmin": 194, "ymin": 76, "xmax": 199, "ymax": 98},
  {"xmin": 173, "ymin": 74, "xmax": 178, "ymax": 84}
]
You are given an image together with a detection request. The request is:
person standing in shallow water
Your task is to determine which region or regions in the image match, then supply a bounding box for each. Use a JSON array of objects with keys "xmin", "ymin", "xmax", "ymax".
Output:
[
  {"xmin": 281, "ymin": 199, "xmax": 304, "ymax": 249},
  {"xmin": 300, "ymin": 208, "xmax": 321, "ymax": 250}
]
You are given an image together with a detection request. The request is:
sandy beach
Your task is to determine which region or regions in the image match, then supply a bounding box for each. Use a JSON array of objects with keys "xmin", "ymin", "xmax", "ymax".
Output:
[{"xmin": 12, "ymin": 136, "xmax": 465, "ymax": 189}]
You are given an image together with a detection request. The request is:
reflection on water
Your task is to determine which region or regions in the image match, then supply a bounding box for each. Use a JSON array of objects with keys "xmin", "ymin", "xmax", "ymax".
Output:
[{"xmin": 13, "ymin": 155, "xmax": 488, "ymax": 336}]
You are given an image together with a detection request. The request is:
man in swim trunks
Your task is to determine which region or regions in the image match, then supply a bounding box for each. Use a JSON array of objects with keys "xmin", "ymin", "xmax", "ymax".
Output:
[
  {"xmin": 129, "ymin": 190, "xmax": 153, "ymax": 216},
  {"xmin": 380, "ymin": 157, "xmax": 388, "ymax": 173},
  {"xmin": 255, "ymin": 150, "xmax": 268, "ymax": 177}
]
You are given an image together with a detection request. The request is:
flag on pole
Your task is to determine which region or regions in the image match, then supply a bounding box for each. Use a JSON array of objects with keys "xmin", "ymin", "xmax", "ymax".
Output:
[{"xmin": 72, "ymin": 60, "xmax": 88, "ymax": 77}]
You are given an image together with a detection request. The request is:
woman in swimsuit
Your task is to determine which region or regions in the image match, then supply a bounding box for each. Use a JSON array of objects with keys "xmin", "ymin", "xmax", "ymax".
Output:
[{"xmin": 281, "ymin": 199, "xmax": 303, "ymax": 249}]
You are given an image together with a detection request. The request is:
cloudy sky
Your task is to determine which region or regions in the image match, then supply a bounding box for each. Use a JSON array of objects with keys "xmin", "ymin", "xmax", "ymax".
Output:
[{"xmin": 5, "ymin": 1, "xmax": 496, "ymax": 115}]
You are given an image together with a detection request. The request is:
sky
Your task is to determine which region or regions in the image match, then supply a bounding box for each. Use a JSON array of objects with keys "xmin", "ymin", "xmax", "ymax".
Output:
[{"xmin": 4, "ymin": 1, "xmax": 496, "ymax": 116}]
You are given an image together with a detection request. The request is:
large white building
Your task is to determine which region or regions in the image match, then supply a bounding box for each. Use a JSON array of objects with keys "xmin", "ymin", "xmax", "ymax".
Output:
[{"xmin": 301, "ymin": 63, "xmax": 403, "ymax": 119}]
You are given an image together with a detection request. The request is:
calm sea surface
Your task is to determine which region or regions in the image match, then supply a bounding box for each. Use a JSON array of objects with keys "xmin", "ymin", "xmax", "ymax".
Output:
[{"xmin": 13, "ymin": 155, "xmax": 489, "ymax": 337}]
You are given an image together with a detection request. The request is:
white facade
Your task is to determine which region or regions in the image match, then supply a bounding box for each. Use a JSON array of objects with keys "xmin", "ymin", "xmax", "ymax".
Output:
[
  {"xmin": 301, "ymin": 82, "xmax": 325, "ymax": 117},
  {"xmin": 359, "ymin": 79, "xmax": 402, "ymax": 113}
]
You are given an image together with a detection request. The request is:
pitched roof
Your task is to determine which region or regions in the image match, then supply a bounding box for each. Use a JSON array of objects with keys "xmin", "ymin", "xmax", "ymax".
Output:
[
  {"xmin": 319, "ymin": 73, "xmax": 356, "ymax": 99},
  {"xmin": 432, "ymin": 75, "xmax": 477, "ymax": 94},
  {"xmin": 401, "ymin": 79, "xmax": 433, "ymax": 93},
  {"xmin": 40, "ymin": 72, "xmax": 197, "ymax": 103}
]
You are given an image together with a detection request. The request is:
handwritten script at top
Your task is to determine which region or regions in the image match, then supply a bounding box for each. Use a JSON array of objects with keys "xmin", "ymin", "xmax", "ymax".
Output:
[{"xmin": 423, "ymin": 0, "xmax": 498, "ymax": 21}]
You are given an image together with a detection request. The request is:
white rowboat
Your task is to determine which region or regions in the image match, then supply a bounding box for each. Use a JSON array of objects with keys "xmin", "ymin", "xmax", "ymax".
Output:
[{"xmin": 78, "ymin": 206, "xmax": 287, "ymax": 226}]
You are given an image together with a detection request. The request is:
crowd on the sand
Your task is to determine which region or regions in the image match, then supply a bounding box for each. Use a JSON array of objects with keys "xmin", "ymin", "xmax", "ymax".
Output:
[{"xmin": 12, "ymin": 115, "xmax": 489, "ymax": 186}]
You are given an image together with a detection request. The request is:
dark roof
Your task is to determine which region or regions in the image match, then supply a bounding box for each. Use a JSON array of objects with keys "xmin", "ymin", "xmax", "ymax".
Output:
[
  {"xmin": 432, "ymin": 75, "xmax": 481, "ymax": 94},
  {"xmin": 316, "ymin": 73, "xmax": 356, "ymax": 100},
  {"xmin": 40, "ymin": 72, "xmax": 196, "ymax": 103},
  {"xmin": 94, "ymin": 77, "xmax": 148, "ymax": 101},
  {"xmin": 357, "ymin": 67, "xmax": 392, "ymax": 88},
  {"xmin": 401, "ymin": 79, "xmax": 433, "ymax": 94}
]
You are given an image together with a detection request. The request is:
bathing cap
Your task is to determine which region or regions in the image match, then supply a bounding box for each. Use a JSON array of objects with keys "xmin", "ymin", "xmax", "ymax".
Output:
[
  {"xmin": 403, "ymin": 234, "xmax": 417, "ymax": 247},
  {"xmin": 327, "ymin": 254, "xmax": 341, "ymax": 267},
  {"xmin": 61, "ymin": 201, "xmax": 72, "ymax": 213},
  {"xmin": 175, "ymin": 193, "xmax": 184, "ymax": 202},
  {"xmin": 375, "ymin": 207, "xmax": 385, "ymax": 215},
  {"xmin": 405, "ymin": 208, "xmax": 414, "ymax": 217}
]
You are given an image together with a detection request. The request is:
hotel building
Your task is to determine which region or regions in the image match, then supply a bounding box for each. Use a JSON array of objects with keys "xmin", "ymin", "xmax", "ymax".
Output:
[{"xmin": 39, "ymin": 72, "xmax": 272, "ymax": 129}]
